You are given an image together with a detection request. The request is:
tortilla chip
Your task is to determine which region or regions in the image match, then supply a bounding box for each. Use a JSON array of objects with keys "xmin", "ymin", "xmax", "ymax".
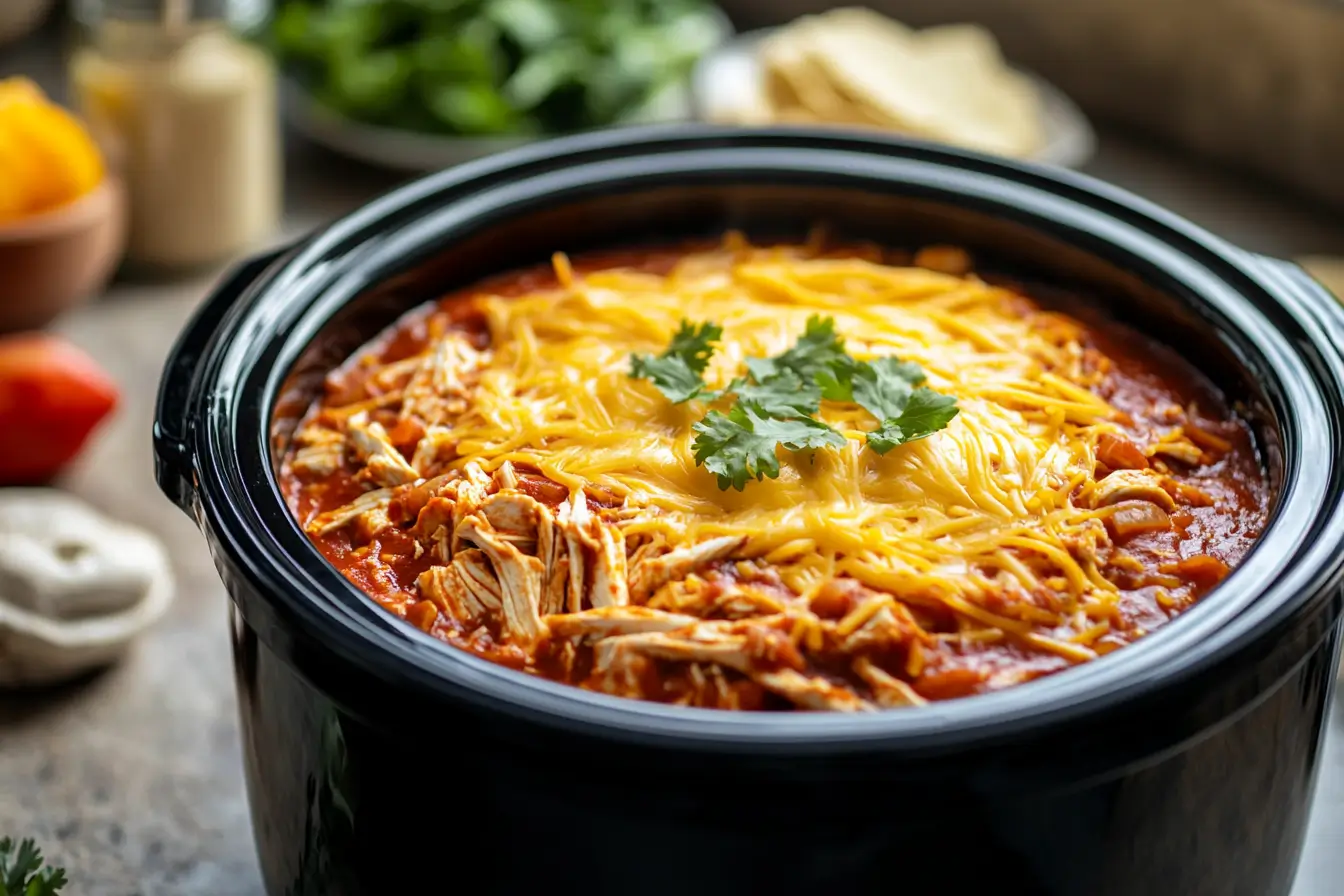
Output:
[{"xmin": 748, "ymin": 8, "xmax": 1047, "ymax": 158}]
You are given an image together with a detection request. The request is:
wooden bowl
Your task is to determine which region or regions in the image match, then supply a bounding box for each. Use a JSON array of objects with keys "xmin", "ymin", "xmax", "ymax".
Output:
[
  {"xmin": 0, "ymin": 0, "xmax": 55, "ymax": 47},
  {"xmin": 0, "ymin": 177, "xmax": 127, "ymax": 333}
]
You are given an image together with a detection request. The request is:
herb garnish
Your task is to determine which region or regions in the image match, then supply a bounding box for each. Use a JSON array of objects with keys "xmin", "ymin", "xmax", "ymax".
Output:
[
  {"xmin": 629, "ymin": 320, "xmax": 723, "ymax": 404},
  {"xmin": 630, "ymin": 316, "xmax": 960, "ymax": 489},
  {"xmin": 0, "ymin": 838, "xmax": 67, "ymax": 896},
  {"xmin": 692, "ymin": 405, "xmax": 846, "ymax": 492}
]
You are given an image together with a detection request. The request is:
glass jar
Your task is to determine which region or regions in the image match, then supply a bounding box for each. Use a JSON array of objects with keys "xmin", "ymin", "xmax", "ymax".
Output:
[{"xmin": 68, "ymin": 0, "xmax": 281, "ymax": 274}]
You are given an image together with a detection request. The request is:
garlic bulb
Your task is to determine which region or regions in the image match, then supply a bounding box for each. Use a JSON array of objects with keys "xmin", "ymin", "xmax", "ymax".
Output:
[{"xmin": 0, "ymin": 489, "xmax": 173, "ymax": 686}]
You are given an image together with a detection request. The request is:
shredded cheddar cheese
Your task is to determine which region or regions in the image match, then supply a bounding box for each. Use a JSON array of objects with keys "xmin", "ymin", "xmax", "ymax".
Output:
[
  {"xmin": 441, "ymin": 244, "xmax": 1122, "ymax": 616},
  {"xmin": 285, "ymin": 239, "xmax": 1262, "ymax": 711}
]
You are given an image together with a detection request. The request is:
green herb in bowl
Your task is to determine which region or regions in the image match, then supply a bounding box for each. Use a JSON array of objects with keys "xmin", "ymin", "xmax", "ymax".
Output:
[{"xmin": 269, "ymin": 0, "xmax": 730, "ymax": 136}]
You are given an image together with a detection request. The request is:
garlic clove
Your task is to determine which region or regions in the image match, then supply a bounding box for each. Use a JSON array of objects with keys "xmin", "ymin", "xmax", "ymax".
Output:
[{"xmin": 0, "ymin": 488, "xmax": 173, "ymax": 687}]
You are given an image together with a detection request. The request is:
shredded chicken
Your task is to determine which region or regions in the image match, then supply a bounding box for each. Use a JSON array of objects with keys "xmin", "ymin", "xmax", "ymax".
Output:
[
  {"xmin": 592, "ymin": 620, "xmax": 875, "ymax": 712},
  {"xmin": 1090, "ymin": 468, "xmax": 1178, "ymax": 512},
  {"xmin": 1148, "ymin": 440, "xmax": 1204, "ymax": 466},
  {"xmin": 853, "ymin": 657, "xmax": 928, "ymax": 708},
  {"xmin": 307, "ymin": 487, "xmax": 394, "ymax": 536},
  {"xmin": 347, "ymin": 412, "xmax": 419, "ymax": 488},
  {"xmin": 411, "ymin": 426, "xmax": 454, "ymax": 476},
  {"xmin": 457, "ymin": 514, "xmax": 547, "ymax": 642},
  {"xmin": 290, "ymin": 426, "xmax": 345, "ymax": 477},
  {"xmin": 282, "ymin": 242, "xmax": 1268, "ymax": 715},
  {"xmin": 400, "ymin": 333, "xmax": 487, "ymax": 425},
  {"xmin": 545, "ymin": 606, "xmax": 701, "ymax": 639},
  {"xmin": 629, "ymin": 535, "xmax": 746, "ymax": 602}
]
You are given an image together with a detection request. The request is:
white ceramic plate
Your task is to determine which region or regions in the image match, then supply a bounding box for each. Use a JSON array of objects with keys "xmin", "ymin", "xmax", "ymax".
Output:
[{"xmin": 690, "ymin": 28, "xmax": 1097, "ymax": 170}]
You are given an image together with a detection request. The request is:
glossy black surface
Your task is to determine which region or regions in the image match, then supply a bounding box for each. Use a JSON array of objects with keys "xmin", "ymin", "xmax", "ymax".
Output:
[
  {"xmin": 156, "ymin": 127, "xmax": 1344, "ymax": 895},
  {"xmin": 230, "ymin": 595, "xmax": 1341, "ymax": 896}
]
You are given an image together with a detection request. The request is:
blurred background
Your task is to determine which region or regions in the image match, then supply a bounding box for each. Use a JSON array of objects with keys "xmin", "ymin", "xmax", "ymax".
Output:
[
  {"xmin": 1, "ymin": 1, "xmax": 1343, "ymax": 893},
  {"xmin": 5, "ymin": 0, "xmax": 1344, "ymax": 296}
]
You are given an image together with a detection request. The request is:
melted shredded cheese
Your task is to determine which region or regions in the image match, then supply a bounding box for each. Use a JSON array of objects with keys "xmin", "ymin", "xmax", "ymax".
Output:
[
  {"xmin": 289, "ymin": 240, "xmax": 1257, "ymax": 710},
  {"xmin": 437, "ymin": 244, "xmax": 1124, "ymax": 621}
]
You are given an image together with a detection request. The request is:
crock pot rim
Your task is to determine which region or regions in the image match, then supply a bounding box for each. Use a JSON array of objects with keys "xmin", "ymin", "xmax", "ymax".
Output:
[{"xmin": 163, "ymin": 125, "xmax": 1344, "ymax": 751}]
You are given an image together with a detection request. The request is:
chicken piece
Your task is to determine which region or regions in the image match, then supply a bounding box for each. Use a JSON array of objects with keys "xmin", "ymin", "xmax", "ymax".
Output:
[
  {"xmin": 410, "ymin": 426, "xmax": 454, "ymax": 476},
  {"xmin": 479, "ymin": 492, "xmax": 544, "ymax": 550},
  {"xmin": 589, "ymin": 525, "xmax": 629, "ymax": 610},
  {"xmin": 494, "ymin": 461, "xmax": 519, "ymax": 491},
  {"xmin": 456, "ymin": 549, "xmax": 505, "ymax": 612},
  {"xmin": 472, "ymin": 489, "xmax": 573, "ymax": 614},
  {"xmin": 1089, "ymin": 468, "xmax": 1178, "ymax": 512},
  {"xmin": 711, "ymin": 586, "xmax": 788, "ymax": 619},
  {"xmin": 596, "ymin": 624, "xmax": 871, "ymax": 711},
  {"xmin": 307, "ymin": 487, "xmax": 394, "ymax": 536},
  {"xmin": 353, "ymin": 504, "xmax": 394, "ymax": 543},
  {"xmin": 1148, "ymin": 440, "xmax": 1204, "ymax": 466},
  {"xmin": 417, "ymin": 550, "xmax": 505, "ymax": 626},
  {"xmin": 347, "ymin": 411, "xmax": 419, "ymax": 488},
  {"xmin": 545, "ymin": 606, "xmax": 700, "ymax": 640},
  {"xmin": 412, "ymin": 496, "xmax": 456, "ymax": 563},
  {"xmin": 853, "ymin": 657, "xmax": 928, "ymax": 708},
  {"xmin": 290, "ymin": 426, "xmax": 345, "ymax": 477},
  {"xmin": 462, "ymin": 462, "xmax": 492, "ymax": 489},
  {"xmin": 1106, "ymin": 500, "xmax": 1172, "ymax": 540},
  {"xmin": 593, "ymin": 626, "xmax": 754, "ymax": 674},
  {"xmin": 628, "ymin": 535, "xmax": 747, "ymax": 602},
  {"xmin": 839, "ymin": 603, "xmax": 924, "ymax": 654},
  {"xmin": 754, "ymin": 668, "xmax": 875, "ymax": 712},
  {"xmin": 400, "ymin": 333, "xmax": 486, "ymax": 425},
  {"xmin": 536, "ymin": 505, "xmax": 568, "ymax": 616},
  {"xmin": 448, "ymin": 466, "xmax": 492, "ymax": 556},
  {"xmin": 389, "ymin": 473, "xmax": 455, "ymax": 525},
  {"xmin": 1061, "ymin": 518, "xmax": 1111, "ymax": 570},
  {"xmin": 457, "ymin": 514, "xmax": 546, "ymax": 641},
  {"xmin": 557, "ymin": 491, "xmax": 629, "ymax": 611}
]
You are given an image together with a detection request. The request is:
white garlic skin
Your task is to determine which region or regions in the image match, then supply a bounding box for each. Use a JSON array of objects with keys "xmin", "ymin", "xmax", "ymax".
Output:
[{"xmin": 0, "ymin": 489, "xmax": 173, "ymax": 687}]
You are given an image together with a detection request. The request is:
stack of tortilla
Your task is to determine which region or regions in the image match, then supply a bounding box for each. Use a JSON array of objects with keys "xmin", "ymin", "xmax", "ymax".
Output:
[{"xmin": 722, "ymin": 7, "xmax": 1046, "ymax": 160}]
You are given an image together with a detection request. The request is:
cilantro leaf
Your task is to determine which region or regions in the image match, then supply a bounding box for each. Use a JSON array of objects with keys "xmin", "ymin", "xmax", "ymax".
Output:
[
  {"xmin": 744, "ymin": 315, "xmax": 847, "ymax": 383},
  {"xmin": 0, "ymin": 838, "xmax": 67, "ymax": 896},
  {"xmin": 729, "ymin": 369, "xmax": 822, "ymax": 418},
  {"xmin": 639, "ymin": 314, "xmax": 960, "ymax": 487},
  {"xmin": 692, "ymin": 404, "xmax": 844, "ymax": 491},
  {"xmin": 850, "ymin": 356, "xmax": 927, "ymax": 421},
  {"xmin": 629, "ymin": 320, "xmax": 722, "ymax": 403},
  {"xmin": 867, "ymin": 387, "xmax": 961, "ymax": 454}
]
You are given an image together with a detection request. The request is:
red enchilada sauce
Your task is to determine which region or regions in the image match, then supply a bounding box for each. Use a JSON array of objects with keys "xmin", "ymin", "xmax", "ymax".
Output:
[{"xmin": 278, "ymin": 243, "xmax": 1270, "ymax": 711}]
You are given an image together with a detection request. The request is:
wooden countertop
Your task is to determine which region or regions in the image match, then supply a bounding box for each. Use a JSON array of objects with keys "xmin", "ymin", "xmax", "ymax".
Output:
[{"xmin": 2, "ymin": 34, "xmax": 1343, "ymax": 896}]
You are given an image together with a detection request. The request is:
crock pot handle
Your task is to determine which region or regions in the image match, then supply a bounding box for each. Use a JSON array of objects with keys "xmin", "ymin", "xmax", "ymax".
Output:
[{"xmin": 154, "ymin": 247, "xmax": 289, "ymax": 517}]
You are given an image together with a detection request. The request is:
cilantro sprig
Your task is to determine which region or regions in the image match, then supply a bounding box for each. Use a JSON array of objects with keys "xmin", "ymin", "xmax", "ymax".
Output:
[
  {"xmin": 628, "ymin": 320, "xmax": 723, "ymax": 403},
  {"xmin": 817, "ymin": 355, "xmax": 961, "ymax": 455},
  {"xmin": 630, "ymin": 315, "xmax": 960, "ymax": 490},
  {"xmin": 1, "ymin": 838, "xmax": 67, "ymax": 896},
  {"xmin": 693, "ymin": 405, "xmax": 846, "ymax": 491}
]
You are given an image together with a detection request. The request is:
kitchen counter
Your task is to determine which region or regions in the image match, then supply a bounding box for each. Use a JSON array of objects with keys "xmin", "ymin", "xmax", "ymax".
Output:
[{"xmin": 3, "ymin": 33, "xmax": 1344, "ymax": 896}]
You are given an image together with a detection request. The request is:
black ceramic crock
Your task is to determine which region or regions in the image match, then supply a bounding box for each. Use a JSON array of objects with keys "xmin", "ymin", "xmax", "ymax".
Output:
[{"xmin": 154, "ymin": 127, "xmax": 1344, "ymax": 896}]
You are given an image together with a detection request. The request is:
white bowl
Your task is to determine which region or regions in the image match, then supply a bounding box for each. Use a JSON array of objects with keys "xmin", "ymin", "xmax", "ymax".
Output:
[{"xmin": 691, "ymin": 27, "xmax": 1098, "ymax": 170}]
